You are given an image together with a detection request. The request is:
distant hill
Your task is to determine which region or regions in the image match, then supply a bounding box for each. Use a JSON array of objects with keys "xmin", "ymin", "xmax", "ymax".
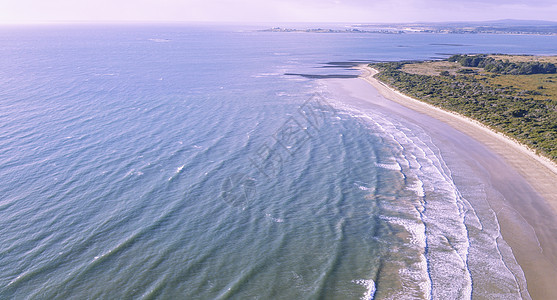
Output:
[
  {"xmin": 262, "ymin": 20, "xmax": 557, "ymax": 35},
  {"xmin": 418, "ymin": 19, "xmax": 557, "ymax": 26},
  {"xmin": 355, "ymin": 19, "xmax": 557, "ymax": 35}
]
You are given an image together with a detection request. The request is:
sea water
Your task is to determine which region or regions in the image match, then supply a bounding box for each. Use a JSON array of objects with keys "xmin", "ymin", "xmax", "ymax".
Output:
[{"xmin": 1, "ymin": 24, "xmax": 555, "ymax": 299}]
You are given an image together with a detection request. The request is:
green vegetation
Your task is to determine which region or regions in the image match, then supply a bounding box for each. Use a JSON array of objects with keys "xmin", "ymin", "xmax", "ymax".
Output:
[
  {"xmin": 448, "ymin": 54, "xmax": 557, "ymax": 75},
  {"xmin": 371, "ymin": 57, "xmax": 557, "ymax": 161}
]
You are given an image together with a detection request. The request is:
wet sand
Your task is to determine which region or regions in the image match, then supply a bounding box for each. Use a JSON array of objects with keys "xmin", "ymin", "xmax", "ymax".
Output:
[{"xmin": 324, "ymin": 66, "xmax": 557, "ymax": 299}]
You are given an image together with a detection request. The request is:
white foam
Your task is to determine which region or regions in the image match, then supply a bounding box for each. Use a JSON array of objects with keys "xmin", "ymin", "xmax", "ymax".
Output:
[
  {"xmin": 355, "ymin": 182, "xmax": 371, "ymax": 191},
  {"xmin": 148, "ymin": 38, "xmax": 170, "ymax": 43},
  {"xmin": 251, "ymin": 72, "xmax": 280, "ymax": 78},
  {"xmin": 374, "ymin": 162, "xmax": 401, "ymax": 171},
  {"xmin": 352, "ymin": 279, "xmax": 376, "ymax": 300},
  {"xmin": 382, "ymin": 215, "xmax": 426, "ymax": 248},
  {"xmin": 319, "ymin": 79, "xmax": 529, "ymax": 298},
  {"xmin": 124, "ymin": 168, "xmax": 144, "ymax": 178},
  {"xmin": 265, "ymin": 213, "xmax": 284, "ymax": 223},
  {"xmin": 276, "ymin": 92, "xmax": 295, "ymax": 97},
  {"xmin": 407, "ymin": 179, "xmax": 425, "ymax": 197},
  {"xmin": 168, "ymin": 164, "xmax": 185, "ymax": 181},
  {"xmin": 349, "ymin": 108, "xmax": 471, "ymax": 298}
]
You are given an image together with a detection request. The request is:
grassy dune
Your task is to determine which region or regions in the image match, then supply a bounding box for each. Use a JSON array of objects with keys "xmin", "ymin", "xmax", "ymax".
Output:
[{"xmin": 372, "ymin": 55, "xmax": 557, "ymax": 161}]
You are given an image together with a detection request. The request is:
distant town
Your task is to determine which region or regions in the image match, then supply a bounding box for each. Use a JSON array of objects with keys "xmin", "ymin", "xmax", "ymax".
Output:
[{"xmin": 261, "ymin": 19, "xmax": 557, "ymax": 35}]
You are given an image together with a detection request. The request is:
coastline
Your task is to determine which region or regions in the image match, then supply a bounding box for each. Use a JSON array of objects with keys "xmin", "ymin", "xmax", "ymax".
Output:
[
  {"xmin": 355, "ymin": 65, "xmax": 557, "ymax": 299},
  {"xmin": 358, "ymin": 65, "xmax": 557, "ymax": 211}
]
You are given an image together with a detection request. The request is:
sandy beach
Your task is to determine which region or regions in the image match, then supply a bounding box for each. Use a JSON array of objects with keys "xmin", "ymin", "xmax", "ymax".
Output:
[
  {"xmin": 359, "ymin": 66, "xmax": 557, "ymax": 209},
  {"xmin": 324, "ymin": 65, "xmax": 557, "ymax": 299}
]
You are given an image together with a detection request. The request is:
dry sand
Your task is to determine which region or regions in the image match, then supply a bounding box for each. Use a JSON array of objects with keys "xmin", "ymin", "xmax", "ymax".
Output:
[
  {"xmin": 332, "ymin": 65, "xmax": 557, "ymax": 299},
  {"xmin": 359, "ymin": 66, "xmax": 557, "ymax": 212}
]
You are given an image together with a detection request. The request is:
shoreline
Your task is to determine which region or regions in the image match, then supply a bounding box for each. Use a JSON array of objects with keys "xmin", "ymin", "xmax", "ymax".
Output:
[
  {"xmin": 358, "ymin": 65, "xmax": 557, "ymax": 212},
  {"xmin": 356, "ymin": 64, "xmax": 557, "ymax": 299}
]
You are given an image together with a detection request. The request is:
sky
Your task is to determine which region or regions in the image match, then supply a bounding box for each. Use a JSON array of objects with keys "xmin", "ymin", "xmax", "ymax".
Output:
[{"xmin": 0, "ymin": 0, "xmax": 556, "ymax": 24}]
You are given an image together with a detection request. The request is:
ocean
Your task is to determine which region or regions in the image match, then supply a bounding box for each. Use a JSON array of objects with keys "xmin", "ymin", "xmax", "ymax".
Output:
[{"xmin": 1, "ymin": 24, "xmax": 556, "ymax": 299}]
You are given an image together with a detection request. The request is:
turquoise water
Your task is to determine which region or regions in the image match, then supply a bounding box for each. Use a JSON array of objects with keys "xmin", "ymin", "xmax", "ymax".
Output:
[{"xmin": 1, "ymin": 25, "xmax": 556, "ymax": 299}]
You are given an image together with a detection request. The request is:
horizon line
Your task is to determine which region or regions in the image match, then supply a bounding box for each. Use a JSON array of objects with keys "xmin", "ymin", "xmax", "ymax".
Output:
[{"xmin": 1, "ymin": 18, "xmax": 557, "ymax": 26}]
